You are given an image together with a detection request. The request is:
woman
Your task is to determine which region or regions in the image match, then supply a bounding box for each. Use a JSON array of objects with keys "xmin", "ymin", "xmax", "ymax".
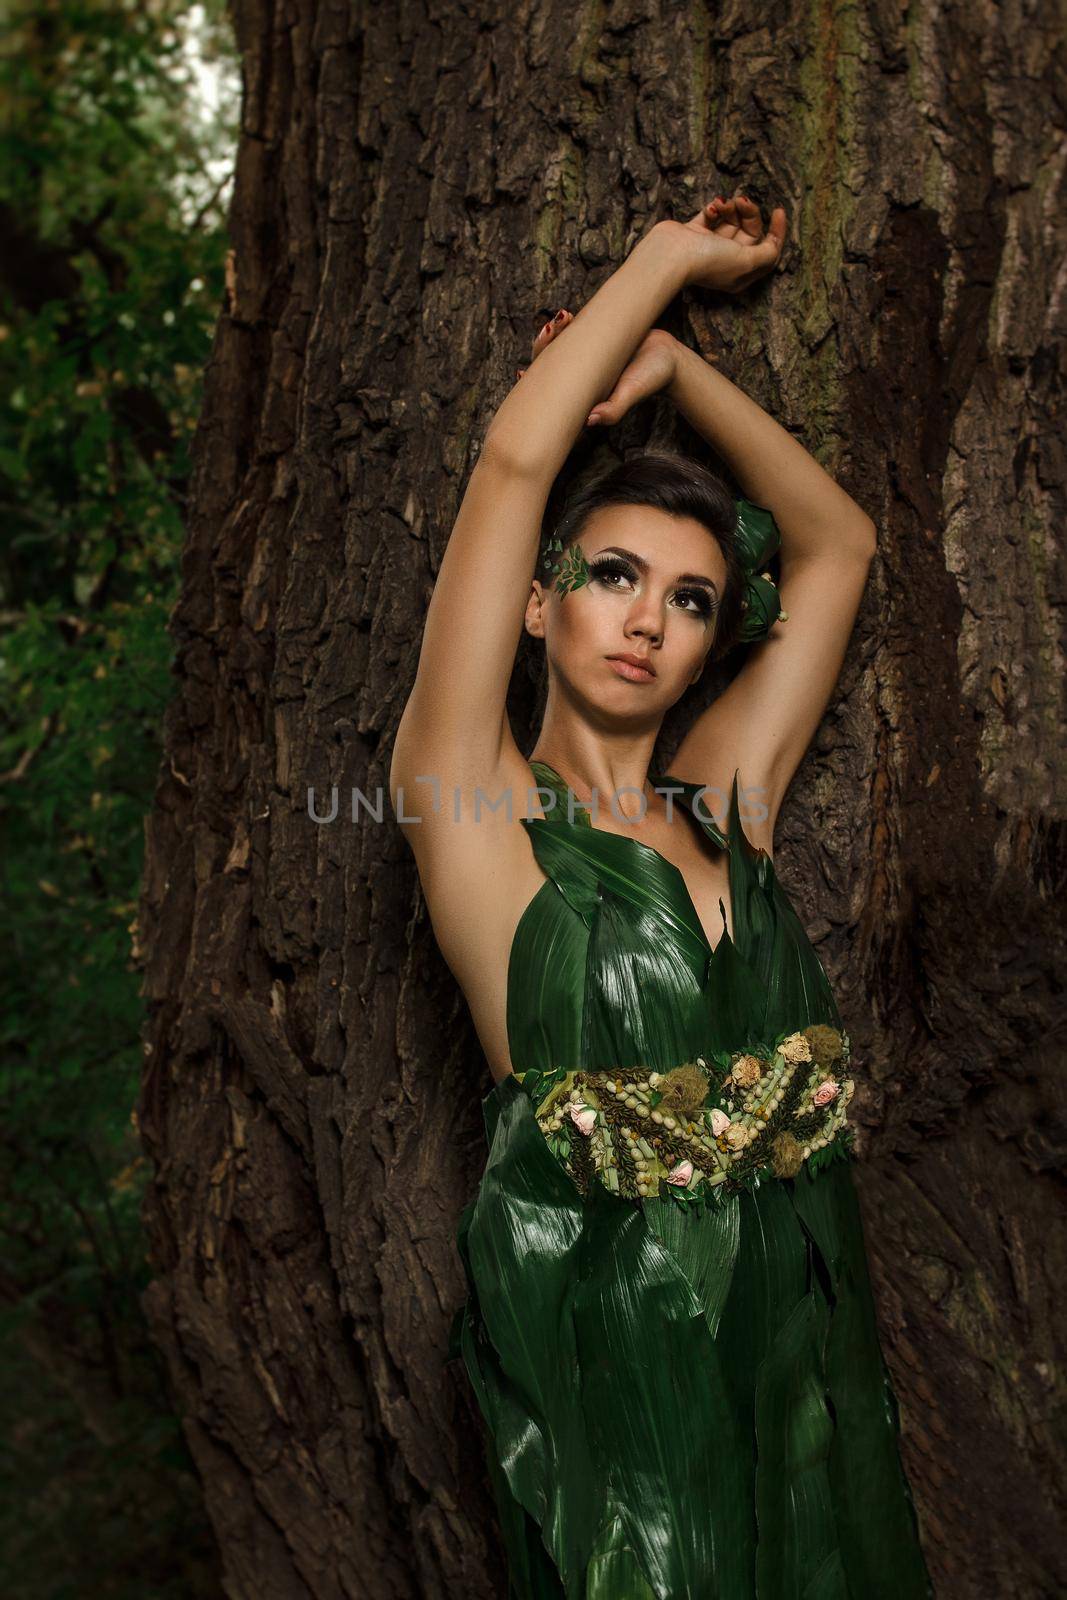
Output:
[{"xmin": 390, "ymin": 195, "xmax": 933, "ymax": 1599}]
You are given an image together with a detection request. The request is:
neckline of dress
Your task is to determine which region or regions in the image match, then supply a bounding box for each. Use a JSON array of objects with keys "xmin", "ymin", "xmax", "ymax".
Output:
[
  {"xmin": 525, "ymin": 758, "xmax": 737, "ymax": 956},
  {"xmin": 527, "ymin": 758, "xmax": 733, "ymax": 849}
]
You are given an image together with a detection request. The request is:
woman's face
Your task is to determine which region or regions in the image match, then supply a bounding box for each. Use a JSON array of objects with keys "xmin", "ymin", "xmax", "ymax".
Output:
[{"xmin": 527, "ymin": 504, "xmax": 728, "ymax": 717}]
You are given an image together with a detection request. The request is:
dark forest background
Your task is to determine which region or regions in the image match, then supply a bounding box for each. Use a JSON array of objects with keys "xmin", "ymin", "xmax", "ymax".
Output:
[
  {"xmin": 1, "ymin": 3, "xmax": 237, "ymax": 1592},
  {"xmin": 2, "ymin": 2, "xmax": 1065, "ymax": 1598}
]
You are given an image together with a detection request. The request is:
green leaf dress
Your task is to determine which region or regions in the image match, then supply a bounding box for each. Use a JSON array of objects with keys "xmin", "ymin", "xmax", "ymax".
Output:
[{"xmin": 451, "ymin": 758, "xmax": 934, "ymax": 1600}]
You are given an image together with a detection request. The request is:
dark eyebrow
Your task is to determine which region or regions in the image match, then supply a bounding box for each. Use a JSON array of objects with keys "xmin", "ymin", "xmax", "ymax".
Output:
[{"xmin": 590, "ymin": 545, "xmax": 720, "ymax": 600}]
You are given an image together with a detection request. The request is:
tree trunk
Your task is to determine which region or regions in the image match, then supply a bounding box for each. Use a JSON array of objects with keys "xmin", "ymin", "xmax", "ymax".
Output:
[{"xmin": 136, "ymin": 1, "xmax": 1067, "ymax": 1595}]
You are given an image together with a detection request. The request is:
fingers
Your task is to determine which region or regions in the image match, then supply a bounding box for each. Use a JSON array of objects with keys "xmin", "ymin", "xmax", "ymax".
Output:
[
  {"xmin": 683, "ymin": 192, "xmax": 787, "ymax": 294},
  {"xmin": 529, "ymin": 306, "xmax": 573, "ymax": 360},
  {"xmin": 703, "ymin": 196, "xmax": 732, "ymax": 231},
  {"xmin": 517, "ymin": 307, "xmax": 574, "ymax": 381},
  {"xmin": 711, "ymin": 194, "xmax": 752, "ymax": 235},
  {"xmin": 742, "ymin": 207, "xmax": 788, "ymax": 273},
  {"xmin": 734, "ymin": 195, "xmax": 764, "ymax": 240},
  {"xmin": 687, "ymin": 197, "xmax": 722, "ymax": 227},
  {"xmin": 586, "ymin": 380, "xmax": 621, "ymax": 427},
  {"xmin": 765, "ymin": 205, "xmax": 788, "ymax": 252},
  {"xmin": 733, "ymin": 195, "xmax": 788, "ymax": 255},
  {"xmin": 585, "ymin": 373, "xmax": 629, "ymax": 427},
  {"xmin": 703, "ymin": 193, "xmax": 788, "ymax": 251}
]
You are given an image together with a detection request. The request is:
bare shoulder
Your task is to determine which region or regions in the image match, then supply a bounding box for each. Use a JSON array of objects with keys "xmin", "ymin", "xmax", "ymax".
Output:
[{"xmin": 390, "ymin": 736, "xmax": 548, "ymax": 1071}]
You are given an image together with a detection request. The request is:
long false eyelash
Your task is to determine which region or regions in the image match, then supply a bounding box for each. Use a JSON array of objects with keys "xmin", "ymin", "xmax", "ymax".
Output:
[
  {"xmin": 589, "ymin": 557, "xmax": 717, "ymax": 618},
  {"xmin": 588, "ymin": 555, "xmax": 636, "ymax": 587},
  {"xmin": 676, "ymin": 587, "xmax": 719, "ymax": 618}
]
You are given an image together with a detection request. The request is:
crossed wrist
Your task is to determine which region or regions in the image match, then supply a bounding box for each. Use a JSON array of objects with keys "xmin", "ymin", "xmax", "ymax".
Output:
[
  {"xmin": 644, "ymin": 219, "xmax": 700, "ymax": 285},
  {"xmin": 634, "ymin": 219, "xmax": 697, "ymax": 292}
]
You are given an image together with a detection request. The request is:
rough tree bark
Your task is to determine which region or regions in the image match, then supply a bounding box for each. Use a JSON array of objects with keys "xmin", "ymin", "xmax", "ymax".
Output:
[{"xmin": 135, "ymin": 2, "xmax": 1066, "ymax": 1596}]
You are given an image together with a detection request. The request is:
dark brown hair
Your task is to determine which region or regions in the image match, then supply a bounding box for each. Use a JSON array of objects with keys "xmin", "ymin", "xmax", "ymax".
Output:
[{"xmin": 540, "ymin": 449, "xmax": 747, "ymax": 663}]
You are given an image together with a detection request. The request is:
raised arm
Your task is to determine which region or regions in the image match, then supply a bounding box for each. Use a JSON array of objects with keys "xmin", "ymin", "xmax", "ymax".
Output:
[
  {"xmin": 667, "ymin": 347, "xmax": 877, "ymax": 562},
  {"xmin": 392, "ymin": 222, "xmax": 692, "ymax": 795},
  {"xmin": 391, "ymin": 201, "xmax": 785, "ymax": 794},
  {"xmin": 505, "ymin": 315, "xmax": 876, "ymax": 846},
  {"xmin": 660, "ymin": 313, "xmax": 878, "ymax": 841}
]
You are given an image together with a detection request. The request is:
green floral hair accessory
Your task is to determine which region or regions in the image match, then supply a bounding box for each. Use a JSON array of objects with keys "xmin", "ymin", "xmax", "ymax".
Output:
[{"xmin": 734, "ymin": 496, "xmax": 788, "ymax": 641}]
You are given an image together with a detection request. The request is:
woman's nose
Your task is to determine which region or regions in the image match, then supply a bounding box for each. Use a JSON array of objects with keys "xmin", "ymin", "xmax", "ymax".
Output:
[{"xmin": 625, "ymin": 599, "xmax": 664, "ymax": 642}]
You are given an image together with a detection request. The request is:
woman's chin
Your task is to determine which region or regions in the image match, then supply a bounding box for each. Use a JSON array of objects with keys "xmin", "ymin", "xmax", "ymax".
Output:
[
  {"xmin": 587, "ymin": 685, "xmax": 675, "ymax": 729},
  {"xmin": 549, "ymin": 659, "xmax": 681, "ymax": 720}
]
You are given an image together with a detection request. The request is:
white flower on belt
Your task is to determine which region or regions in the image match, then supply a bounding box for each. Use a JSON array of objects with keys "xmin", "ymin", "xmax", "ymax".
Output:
[{"xmin": 569, "ymin": 1103, "xmax": 597, "ymax": 1136}]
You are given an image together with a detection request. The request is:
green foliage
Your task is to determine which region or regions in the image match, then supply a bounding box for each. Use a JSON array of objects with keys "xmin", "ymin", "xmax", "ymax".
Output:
[
  {"xmin": 0, "ymin": 2, "xmax": 238, "ymax": 1592},
  {"xmin": 806, "ymin": 1125, "xmax": 856, "ymax": 1177}
]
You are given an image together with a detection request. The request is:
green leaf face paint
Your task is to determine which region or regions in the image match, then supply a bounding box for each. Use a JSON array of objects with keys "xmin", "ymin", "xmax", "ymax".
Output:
[
  {"xmin": 552, "ymin": 543, "xmax": 591, "ymax": 597},
  {"xmin": 541, "ymin": 531, "xmax": 563, "ymax": 574}
]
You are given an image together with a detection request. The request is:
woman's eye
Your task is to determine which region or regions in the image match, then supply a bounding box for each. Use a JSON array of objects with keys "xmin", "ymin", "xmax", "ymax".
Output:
[
  {"xmin": 674, "ymin": 588, "xmax": 715, "ymax": 617},
  {"xmin": 588, "ymin": 563, "xmax": 715, "ymax": 617},
  {"xmin": 590, "ymin": 559, "xmax": 635, "ymax": 588}
]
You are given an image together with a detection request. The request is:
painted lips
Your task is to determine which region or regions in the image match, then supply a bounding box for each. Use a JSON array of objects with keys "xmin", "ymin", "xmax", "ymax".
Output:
[{"xmin": 606, "ymin": 656, "xmax": 656, "ymax": 683}]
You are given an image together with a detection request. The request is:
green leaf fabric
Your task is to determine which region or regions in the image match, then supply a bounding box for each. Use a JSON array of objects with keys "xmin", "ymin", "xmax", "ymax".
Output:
[{"xmin": 453, "ymin": 760, "xmax": 933, "ymax": 1598}]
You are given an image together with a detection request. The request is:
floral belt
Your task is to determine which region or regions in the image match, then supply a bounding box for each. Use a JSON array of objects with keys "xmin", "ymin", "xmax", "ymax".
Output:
[{"xmin": 515, "ymin": 1024, "xmax": 856, "ymax": 1209}]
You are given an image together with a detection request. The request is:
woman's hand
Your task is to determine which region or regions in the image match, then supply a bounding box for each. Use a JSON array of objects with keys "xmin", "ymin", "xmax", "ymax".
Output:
[
  {"xmin": 517, "ymin": 317, "xmax": 686, "ymax": 428},
  {"xmin": 659, "ymin": 192, "xmax": 787, "ymax": 294}
]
